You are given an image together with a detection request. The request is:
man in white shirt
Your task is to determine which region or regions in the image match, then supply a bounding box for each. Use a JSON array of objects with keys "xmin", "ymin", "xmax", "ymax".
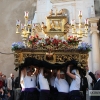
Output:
[
  {"xmin": 54, "ymin": 70, "xmax": 69, "ymax": 100},
  {"xmin": 20, "ymin": 66, "xmax": 38, "ymax": 100},
  {"xmin": 39, "ymin": 68, "xmax": 50, "ymax": 100},
  {"xmin": 66, "ymin": 65, "xmax": 81, "ymax": 100}
]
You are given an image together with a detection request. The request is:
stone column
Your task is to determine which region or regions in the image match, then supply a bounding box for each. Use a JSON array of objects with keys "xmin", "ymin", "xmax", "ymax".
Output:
[{"xmin": 89, "ymin": 18, "xmax": 100, "ymax": 73}]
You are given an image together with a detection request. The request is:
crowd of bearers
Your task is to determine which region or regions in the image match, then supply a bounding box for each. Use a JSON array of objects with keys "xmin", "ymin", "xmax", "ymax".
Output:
[{"xmin": 19, "ymin": 62, "xmax": 86, "ymax": 100}]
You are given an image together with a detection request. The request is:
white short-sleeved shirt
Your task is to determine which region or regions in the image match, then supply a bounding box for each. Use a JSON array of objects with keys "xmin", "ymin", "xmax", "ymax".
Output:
[
  {"xmin": 39, "ymin": 73, "xmax": 50, "ymax": 90},
  {"xmin": 69, "ymin": 75, "xmax": 80, "ymax": 92},
  {"xmin": 23, "ymin": 75, "xmax": 36, "ymax": 88},
  {"xmin": 54, "ymin": 77, "xmax": 69, "ymax": 93},
  {"xmin": 50, "ymin": 77, "xmax": 55, "ymax": 87}
]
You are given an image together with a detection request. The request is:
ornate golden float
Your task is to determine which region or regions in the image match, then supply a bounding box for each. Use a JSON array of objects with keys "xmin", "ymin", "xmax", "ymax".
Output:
[{"xmin": 14, "ymin": 10, "xmax": 90, "ymax": 68}]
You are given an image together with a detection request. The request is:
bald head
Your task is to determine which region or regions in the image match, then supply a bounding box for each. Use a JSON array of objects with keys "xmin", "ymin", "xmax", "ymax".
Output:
[{"xmin": 95, "ymin": 70, "xmax": 100, "ymax": 80}]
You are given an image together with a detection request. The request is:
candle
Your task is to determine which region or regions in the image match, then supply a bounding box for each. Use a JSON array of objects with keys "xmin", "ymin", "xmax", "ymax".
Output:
[
  {"xmin": 28, "ymin": 20, "xmax": 32, "ymax": 25},
  {"xmin": 32, "ymin": 24, "xmax": 35, "ymax": 29},
  {"xmin": 24, "ymin": 11, "xmax": 29, "ymax": 17},
  {"xmin": 79, "ymin": 11, "xmax": 82, "ymax": 16},
  {"xmin": 73, "ymin": 19, "xmax": 75, "ymax": 25},
  {"xmin": 21, "ymin": 24, "xmax": 24, "ymax": 29},
  {"xmin": 85, "ymin": 19, "xmax": 88, "ymax": 24},
  {"xmin": 71, "ymin": 20, "xmax": 73, "ymax": 25},
  {"xmin": 16, "ymin": 20, "xmax": 20, "ymax": 26},
  {"xmin": 71, "ymin": 19, "xmax": 75, "ymax": 25}
]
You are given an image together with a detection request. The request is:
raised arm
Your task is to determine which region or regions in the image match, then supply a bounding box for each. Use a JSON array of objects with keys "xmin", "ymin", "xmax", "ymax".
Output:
[
  {"xmin": 40, "ymin": 68, "xmax": 43, "ymax": 75},
  {"xmin": 66, "ymin": 65, "xmax": 76, "ymax": 79},
  {"xmin": 56, "ymin": 70, "xmax": 60, "ymax": 80},
  {"xmin": 85, "ymin": 66, "xmax": 97, "ymax": 83},
  {"xmin": 20, "ymin": 68, "xmax": 26, "ymax": 85}
]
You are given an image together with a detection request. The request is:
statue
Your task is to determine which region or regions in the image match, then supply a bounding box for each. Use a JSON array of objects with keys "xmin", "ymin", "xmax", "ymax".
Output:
[
  {"xmin": 64, "ymin": 22, "xmax": 70, "ymax": 34},
  {"xmin": 41, "ymin": 22, "xmax": 47, "ymax": 33},
  {"xmin": 50, "ymin": 20, "xmax": 56, "ymax": 31},
  {"xmin": 57, "ymin": 9, "xmax": 65, "ymax": 16},
  {"xmin": 57, "ymin": 20, "xmax": 61, "ymax": 31},
  {"xmin": 49, "ymin": 9, "xmax": 55, "ymax": 16}
]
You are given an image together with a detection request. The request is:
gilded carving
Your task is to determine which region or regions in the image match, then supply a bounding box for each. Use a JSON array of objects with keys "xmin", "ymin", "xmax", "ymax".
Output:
[{"xmin": 14, "ymin": 50, "xmax": 89, "ymax": 67}]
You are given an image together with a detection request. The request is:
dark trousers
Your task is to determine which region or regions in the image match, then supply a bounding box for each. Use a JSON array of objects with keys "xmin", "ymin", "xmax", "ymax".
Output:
[
  {"xmin": 19, "ymin": 90, "xmax": 39, "ymax": 100},
  {"xmin": 69, "ymin": 90, "xmax": 82, "ymax": 100},
  {"xmin": 39, "ymin": 90, "xmax": 50, "ymax": 100},
  {"xmin": 8, "ymin": 90, "xmax": 14, "ymax": 100},
  {"xmin": 82, "ymin": 88, "xmax": 86, "ymax": 100},
  {"xmin": 50, "ymin": 86, "xmax": 58, "ymax": 100},
  {"xmin": 57, "ymin": 92, "xmax": 68, "ymax": 100}
]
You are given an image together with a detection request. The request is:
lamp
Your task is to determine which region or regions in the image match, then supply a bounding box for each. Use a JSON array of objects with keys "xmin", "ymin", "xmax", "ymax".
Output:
[
  {"xmin": 71, "ymin": 11, "xmax": 89, "ymax": 39},
  {"xmin": 16, "ymin": 11, "xmax": 35, "ymax": 46}
]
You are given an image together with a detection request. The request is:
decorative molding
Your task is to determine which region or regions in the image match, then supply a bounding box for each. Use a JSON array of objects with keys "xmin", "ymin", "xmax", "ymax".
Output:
[
  {"xmin": 88, "ymin": 17, "xmax": 100, "ymax": 23},
  {"xmin": 14, "ymin": 49, "xmax": 89, "ymax": 67}
]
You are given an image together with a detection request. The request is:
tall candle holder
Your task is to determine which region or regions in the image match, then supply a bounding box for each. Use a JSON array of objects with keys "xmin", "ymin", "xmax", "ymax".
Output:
[
  {"xmin": 71, "ymin": 11, "xmax": 89, "ymax": 39},
  {"xmin": 16, "ymin": 11, "xmax": 35, "ymax": 47}
]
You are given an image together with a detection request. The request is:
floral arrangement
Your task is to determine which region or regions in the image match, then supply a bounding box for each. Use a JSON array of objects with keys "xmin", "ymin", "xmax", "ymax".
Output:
[
  {"xmin": 28, "ymin": 35, "xmax": 68, "ymax": 50},
  {"xmin": 78, "ymin": 42, "xmax": 92, "ymax": 52},
  {"xmin": 11, "ymin": 42, "xmax": 25, "ymax": 51},
  {"xmin": 67, "ymin": 35, "xmax": 79, "ymax": 46},
  {"xmin": 28, "ymin": 35, "xmax": 39, "ymax": 46}
]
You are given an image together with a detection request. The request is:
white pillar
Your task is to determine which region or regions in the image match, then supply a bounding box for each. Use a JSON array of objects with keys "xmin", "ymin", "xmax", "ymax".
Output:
[{"xmin": 90, "ymin": 22, "xmax": 100, "ymax": 73}]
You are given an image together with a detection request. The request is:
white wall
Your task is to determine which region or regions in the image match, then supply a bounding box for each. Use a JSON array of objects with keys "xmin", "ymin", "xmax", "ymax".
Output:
[{"xmin": 33, "ymin": 0, "xmax": 95, "ymax": 24}]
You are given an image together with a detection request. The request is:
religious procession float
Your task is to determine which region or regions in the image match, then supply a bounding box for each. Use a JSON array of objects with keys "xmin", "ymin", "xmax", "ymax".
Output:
[{"xmin": 12, "ymin": 9, "xmax": 92, "ymax": 70}]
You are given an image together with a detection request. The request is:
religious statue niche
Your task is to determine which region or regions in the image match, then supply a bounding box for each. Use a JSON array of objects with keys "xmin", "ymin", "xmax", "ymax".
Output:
[
  {"xmin": 49, "ymin": 19, "xmax": 62, "ymax": 31},
  {"xmin": 46, "ymin": 16, "xmax": 67, "ymax": 32}
]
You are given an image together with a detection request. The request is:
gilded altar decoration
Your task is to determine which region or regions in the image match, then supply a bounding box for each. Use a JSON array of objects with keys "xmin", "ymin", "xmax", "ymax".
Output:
[
  {"xmin": 71, "ymin": 11, "xmax": 89, "ymax": 38},
  {"xmin": 46, "ymin": 52, "xmax": 54, "ymax": 60},
  {"xmin": 14, "ymin": 10, "xmax": 91, "ymax": 68}
]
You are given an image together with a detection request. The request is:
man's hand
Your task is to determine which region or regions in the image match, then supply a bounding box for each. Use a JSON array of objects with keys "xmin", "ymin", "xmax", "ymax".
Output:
[
  {"xmin": 0, "ymin": 88, "xmax": 4, "ymax": 95},
  {"xmin": 57, "ymin": 70, "xmax": 60, "ymax": 75},
  {"xmin": 85, "ymin": 66, "xmax": 89, "ymax": 71},
  {"xmin": 7, "ymin": 92, "xmax": 11, "ymax": 97},
  {"xmin": 68, "ymin": 64, "xmax": 73, "ymax": 68}
]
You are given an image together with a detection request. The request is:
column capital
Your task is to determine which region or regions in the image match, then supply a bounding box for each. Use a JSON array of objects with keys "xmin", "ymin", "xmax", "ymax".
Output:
[
  {"xmin": 88, "ymin": 17, "xmax": 100, "ymax": 23},
  {"xmin": 88, "ymin": 17, "xmax": 100, "ymax": 35}
]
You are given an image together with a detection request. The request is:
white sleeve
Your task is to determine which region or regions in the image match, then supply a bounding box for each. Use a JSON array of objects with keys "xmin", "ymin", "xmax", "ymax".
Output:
[
  {"xmin": 75, "ymin": 75, "xmax": 80, "ymax": 84},
  {"xmin": 54, "ymin": 77, "xmax": 59, "ymax": 88},
  {"xmin": 88, "ymin": 70, "xmax": 91, "ymax": 74},
  {"xmin": 39, "ymin": 73, "xmax": 44, "ymax": 82}
]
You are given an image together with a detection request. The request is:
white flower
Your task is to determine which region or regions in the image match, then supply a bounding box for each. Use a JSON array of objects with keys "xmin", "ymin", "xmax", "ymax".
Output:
[{"xmin": 54, "ymin": 35, "xmax": 58, "ymax": 39}]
